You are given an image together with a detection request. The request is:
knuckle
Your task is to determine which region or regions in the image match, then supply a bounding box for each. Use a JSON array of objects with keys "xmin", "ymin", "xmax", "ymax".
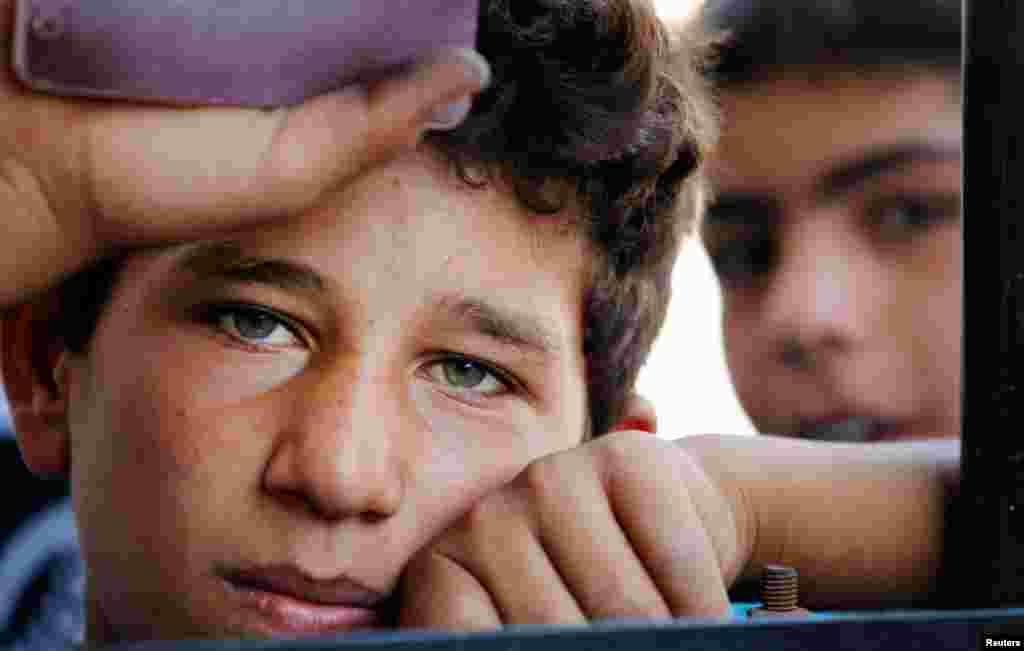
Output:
[
  {"xmin": 260, "ymin": 114, "xmax": 323, "ymax": 197},
  {"xmin": 519, "ymin": 448, "xmax": 595, "ymax": 506},
  {"xmin": 456, "ymin": 490, "xmax": 507, "ymax": 535},
  {"xmin": 521, "ymin": 453, "xmax": 565, "ymax": 496},
  {"xmin": 597, "ymin": 429, "xmax": 665, "ymax": 474},
  {"xmin": 262, "ymin": 90, "xmax": 380, "ymax": 205}
]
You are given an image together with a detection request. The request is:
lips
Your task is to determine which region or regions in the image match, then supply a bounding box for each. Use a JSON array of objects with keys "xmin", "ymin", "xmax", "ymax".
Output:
[
  {"xmin": 795, "ymin": 415, "xmax": 907, "ymax": 442},
  {"xmin": 219, "ymin": 564, "xmax": 390, "ymax": 635}
]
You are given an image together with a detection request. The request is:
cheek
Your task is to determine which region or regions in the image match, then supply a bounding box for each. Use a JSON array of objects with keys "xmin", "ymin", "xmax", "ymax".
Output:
[
  {"xmin": 720, "ymin": 300, "xmax": 759, "ymax": 386},
  {"xmin": 74, "ymin": 316, "xmax": 281, "ymax": 531},
  {"xmin": 916, "ymin": 239, "xmax": 963, "ymax": 405},
  {"xmin": 897, "ymin": 230, "xmax": 962, "ymax": 378},
  {"xmin": 720, "ymin": 297, "xmax": 781, "ymax": 428},
  {"xmin": 72, "ymin": 323, "xmax": 283, "ymax": 591},
  {"xmin": 408, "ymin": 382, "xmax": 534, "ymax": 497},
  {"xmin": 403, "ymin": 381, "xmax": 580, "ymax": 546},
  {"xmin": 68, "ymin": 330, "xmax": 272, "ymax": 639},
  {"xmin": 155, "ymin": 321, "xmax": 309, "ymax": 404}
]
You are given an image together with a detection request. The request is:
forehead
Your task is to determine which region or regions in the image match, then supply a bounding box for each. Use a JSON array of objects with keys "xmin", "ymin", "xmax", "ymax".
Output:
[
  {"xmin": 708, "ymin": 71, "xmax": 962, "ymax": 194},
  {"xmin": 117, "ymin": 147, "xmax": 589, "ymax": 321}
]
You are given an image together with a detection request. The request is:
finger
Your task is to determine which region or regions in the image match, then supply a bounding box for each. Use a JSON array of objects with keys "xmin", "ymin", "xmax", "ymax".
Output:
[
  {"xmin": 603, "ymin": 439, "xmax": 732, "ymax": 619},
  {"xmin": 85, "ymin": 48, "xmax": 491, "ymax": 243},
  {"xmin": 521, "ymin": 455, "xmax": 674, "ymax": 621},
  {"xmin": 261, "ymin": 47, "xmax": 492, "ymax": 208},
  {"xmin": 436, "ymin": 490, "xmax": 587, "ymax": 627},
  {"xmin": 398, "ymin": 550, "xmax": 502, "ymax": 632}
]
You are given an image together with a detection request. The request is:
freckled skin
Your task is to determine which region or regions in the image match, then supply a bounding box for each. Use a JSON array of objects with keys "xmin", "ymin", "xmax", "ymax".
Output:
[
  {"xmin": 705, "ymin": 72, "xmax": 962, "ymax": 440},
  {"xmin": 56, "ymin": 149, "xmax": 591, "ymax": 644}
]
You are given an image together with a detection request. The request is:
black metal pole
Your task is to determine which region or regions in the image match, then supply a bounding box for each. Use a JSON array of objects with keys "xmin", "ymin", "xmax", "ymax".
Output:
[{"xmin": 962, "ymin": 0, "xmax": 1024, "ymax": 607}]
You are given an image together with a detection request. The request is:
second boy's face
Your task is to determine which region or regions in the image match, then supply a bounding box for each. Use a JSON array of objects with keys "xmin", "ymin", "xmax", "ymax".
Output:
[
  {"xmin": 704, "ymin": 72, "xmax": 962, "ymax": 441},
  {"xmin": 61, "ymin": 150, "xmax": 590, "ymax": 642}
]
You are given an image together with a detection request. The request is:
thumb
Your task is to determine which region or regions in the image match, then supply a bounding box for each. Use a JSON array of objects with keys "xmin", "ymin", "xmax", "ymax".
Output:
[
  {"xmin": 260, "ymin": 48, "xmax": 492, "ymax": 211},
  {"xmin": 88, "ymin": 48, "xmax": 491, "ymax": 243}
]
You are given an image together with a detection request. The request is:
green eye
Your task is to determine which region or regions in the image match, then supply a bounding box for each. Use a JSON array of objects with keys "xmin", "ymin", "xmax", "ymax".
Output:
[
  {"xmin": 443, "ymin": 359, "xmax": 487, "ymax": 387},
  {"xmin": 427, "ymin": 357, "xmax": 507, "ymax": 396}
]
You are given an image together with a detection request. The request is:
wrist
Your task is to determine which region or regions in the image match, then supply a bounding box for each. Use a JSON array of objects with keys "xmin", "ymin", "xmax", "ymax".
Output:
[{"xmin": 672, "ymin": 434, "xmax": 756, "ymax": 590}]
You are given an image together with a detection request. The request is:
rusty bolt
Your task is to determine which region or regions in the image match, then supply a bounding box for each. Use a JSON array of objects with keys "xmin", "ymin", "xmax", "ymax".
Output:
[{"xmin": 748, "ymin": 564, "xmax": 811, "ymax": 618}]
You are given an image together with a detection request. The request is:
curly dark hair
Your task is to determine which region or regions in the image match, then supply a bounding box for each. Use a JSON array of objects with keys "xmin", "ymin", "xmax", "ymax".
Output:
[
  {"xmin": 55, "ymin": 0, "xmax": 717, "ymax": 438},
  {"xmin": 700, "ymin": 0, "xmax": 962, "ymax": 88}
]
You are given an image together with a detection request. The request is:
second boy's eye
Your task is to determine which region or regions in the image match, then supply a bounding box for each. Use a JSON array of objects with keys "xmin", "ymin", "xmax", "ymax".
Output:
[
  {"xmin": 704, "ymin": 231, "xmax": 778, "ymax": 288},
  {"xmin": 426, "ymin": 357, "xmax": 508, "ymax": 396},
  {"xmin": 868, "ymin": 195, "xmax": 961, "ymax": 243}
]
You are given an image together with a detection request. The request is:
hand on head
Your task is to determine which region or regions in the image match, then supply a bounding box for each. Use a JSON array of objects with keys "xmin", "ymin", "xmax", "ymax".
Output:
[{"xmin": 0, "ymin": 0, "xmax": 489, "ymax": 306}]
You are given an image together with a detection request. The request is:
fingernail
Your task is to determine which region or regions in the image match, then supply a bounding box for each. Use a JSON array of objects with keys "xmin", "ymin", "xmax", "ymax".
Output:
[
  {"xmin": 424, "ymin": 96, "xmax": 472, "ymax": 131},
  {"xmin": 448, "ymin": 47, "xmax": 492, "ymax": 91}
]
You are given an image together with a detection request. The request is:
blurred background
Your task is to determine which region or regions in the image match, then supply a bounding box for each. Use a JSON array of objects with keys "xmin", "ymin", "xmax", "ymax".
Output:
[
  {"xmin": 638, "ymin": 0, "xmax": 756, "ymax": 438},
  {"xmin": 637, "ymin": 242, "xmax": 757, "ymax": 439}
]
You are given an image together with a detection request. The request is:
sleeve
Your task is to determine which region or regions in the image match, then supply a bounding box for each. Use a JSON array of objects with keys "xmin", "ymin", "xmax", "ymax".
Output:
[{"xmin": 0, "ymin": 498, "xmax": 86, "ymax": 649}]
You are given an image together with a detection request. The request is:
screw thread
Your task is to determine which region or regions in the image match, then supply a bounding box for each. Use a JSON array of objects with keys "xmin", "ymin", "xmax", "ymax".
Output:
[{"xmin": 760, "ymin": 564, "xmax": 799, "ymax": 611}]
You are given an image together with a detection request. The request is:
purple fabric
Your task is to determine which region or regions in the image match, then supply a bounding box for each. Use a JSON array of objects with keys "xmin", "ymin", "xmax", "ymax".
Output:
[{"xmin": 12, "ymin": 0, "xmax": 479, "ymax": 107}]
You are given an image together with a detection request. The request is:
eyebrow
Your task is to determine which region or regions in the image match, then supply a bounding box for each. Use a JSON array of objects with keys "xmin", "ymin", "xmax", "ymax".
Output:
[
  {"xmin": 705, "ymin": 142, "xmax": 962, "ymax": 228},
  {"xmin": 432, "ymin": 294, "xmax": 563, "ymax": 360},
  {"xmin": 176, "ymin": 240, "xmax": 328, "ymax": 299},
  {"xmin": 175, "ymin": 243, "xmax": 562, "ymax": 359},
  {"xmin": 816, "ymin": 142, "xmax": 962, "ymax": 197}
]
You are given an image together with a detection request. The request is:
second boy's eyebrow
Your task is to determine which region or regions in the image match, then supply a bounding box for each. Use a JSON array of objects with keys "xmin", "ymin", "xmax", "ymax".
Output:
[
  {"xmin": 706, "ymin": 142, "xmax": 962, "ymax": 227},
  {"xmin": 816, "ymin": 142, "xmax": 961, "ymax": 198}
]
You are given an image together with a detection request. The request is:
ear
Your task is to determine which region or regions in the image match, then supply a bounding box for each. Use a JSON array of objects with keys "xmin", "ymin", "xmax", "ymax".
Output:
[
  {"xmin": 610, "ymin": 392, "xmax": 658, "ymax": 434},
  {"xmin": 1, "ymin": 294, "xmax": 74, "ymax": 478}
]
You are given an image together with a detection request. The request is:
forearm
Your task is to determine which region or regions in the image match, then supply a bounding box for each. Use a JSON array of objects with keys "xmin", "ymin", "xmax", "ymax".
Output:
[{"xmin": 677, "ymin": 434, "xmax": 960, "ymax": 609}]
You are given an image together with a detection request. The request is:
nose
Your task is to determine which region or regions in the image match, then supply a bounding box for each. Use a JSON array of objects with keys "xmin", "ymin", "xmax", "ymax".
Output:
[
  {"xmin": 762, "ymin": 208, "xmax": 883, "ymax": 368},
  {"xmin": 263, "ymin": 360, "xmax": 406, "ymax": 522}
]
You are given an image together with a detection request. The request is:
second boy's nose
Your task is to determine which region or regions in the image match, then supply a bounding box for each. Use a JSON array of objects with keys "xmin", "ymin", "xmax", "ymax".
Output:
[
  {"xmin": 262, "ymin": 361, "xmax": 406, "ymax": 522},
  {"xmin": 763, "ymin": 210, "xmax": 882, "ymax": 370}
]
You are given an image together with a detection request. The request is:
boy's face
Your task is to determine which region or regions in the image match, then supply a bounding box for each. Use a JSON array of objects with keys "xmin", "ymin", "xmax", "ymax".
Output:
[
  {"xmin": 703, "ymin": 71, "xmax": 962, "ymax": 441},
  {"xmin": 51, "ymin": 151, "xmax": 590, "ymax": 642}
]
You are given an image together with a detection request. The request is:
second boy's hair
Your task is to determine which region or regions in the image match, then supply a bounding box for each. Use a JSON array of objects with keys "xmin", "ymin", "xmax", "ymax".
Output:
[
  {"xmin": 53, "ymin": 0, "xmax": 717, "ymax": 438},
  {"xmin": 702, "ymin": 0, "xmax": 962, "ymax": 88}
]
